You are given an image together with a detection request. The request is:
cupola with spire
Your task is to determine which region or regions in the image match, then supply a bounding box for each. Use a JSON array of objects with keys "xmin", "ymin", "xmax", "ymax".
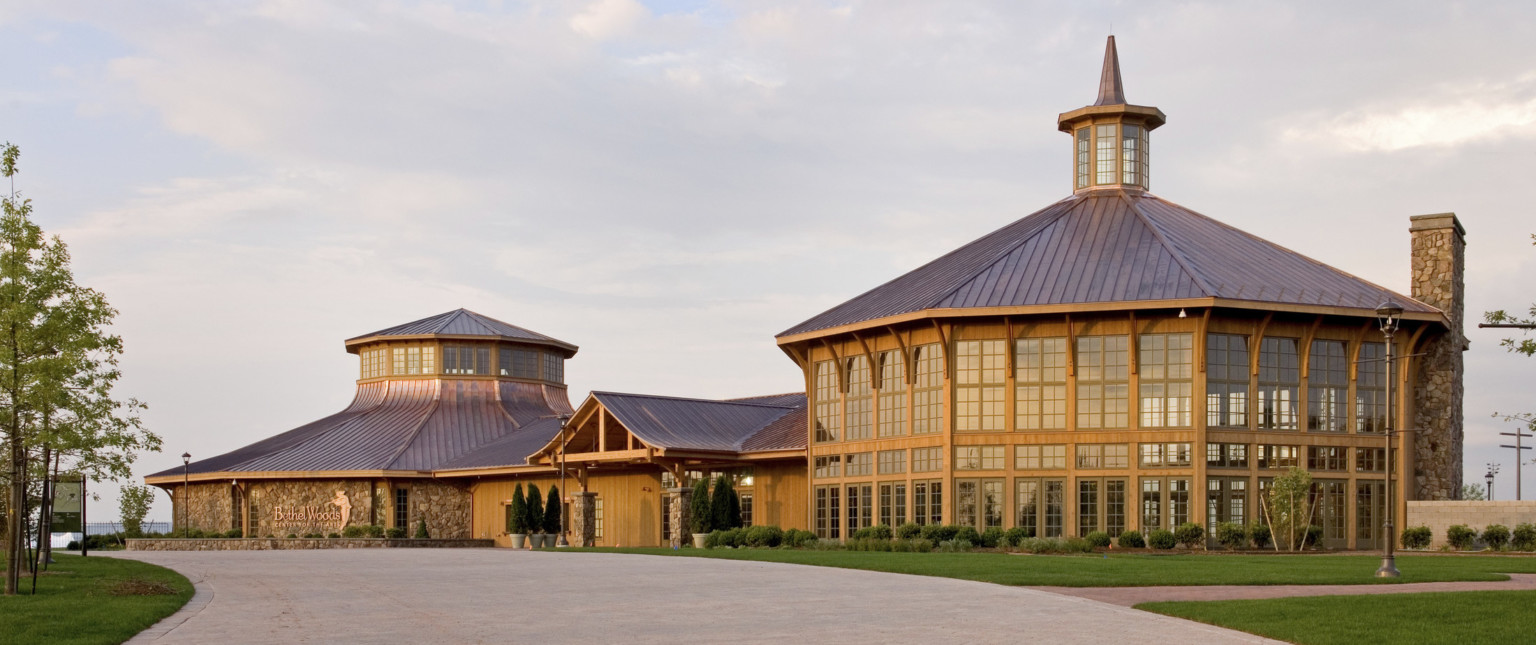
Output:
[{"xmin": 1057, "ymin": 36, "xmax": 1166, "ymax": 192}]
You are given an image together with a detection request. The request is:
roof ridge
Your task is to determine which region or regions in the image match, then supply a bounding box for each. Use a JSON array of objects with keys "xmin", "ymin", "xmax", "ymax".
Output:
[
  {"xmin": 592, "ymin": 390, "xmax": 799, "ymax": 409},
  {"xmin": 924, "ymin": 196, "xmax": 1082, "ymax": 313},
  {"xmin": 1122, "ymin": 191, "xmax": 1220, "ymax": 298},
  {"xmin": 1138, "ymin": 193, "xmax": 1443, "ymax": 313}
]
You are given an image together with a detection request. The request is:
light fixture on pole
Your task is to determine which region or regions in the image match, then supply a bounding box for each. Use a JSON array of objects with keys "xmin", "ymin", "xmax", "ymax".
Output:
[
  {"xmin": 1486, "ymin": 463, "xmax": 1500, "ymax": 501},
  {"xmin": 555, "ymin": 413, "xmax": 572, "ymax": 548},
  {"xmin": 180, "ymin": 452, "xmax": 191, "ymax": 536},
  {"xmin": 1375, "ymin": 301, "xmax": 1402, "ymax": 579}
]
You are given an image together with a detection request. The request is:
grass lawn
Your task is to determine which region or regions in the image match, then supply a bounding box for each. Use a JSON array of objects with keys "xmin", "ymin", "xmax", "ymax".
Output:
[
  {"xmin": 1138, "ymin": 591, "xmax": 1536, "ymax": 645},
  {"xmin": 0, "ymin": 554, "xmax": 193, "ymax": 645},
  {"xmin": 584, "ymin": 547, "xmax": 1536, "ymax": 587}
]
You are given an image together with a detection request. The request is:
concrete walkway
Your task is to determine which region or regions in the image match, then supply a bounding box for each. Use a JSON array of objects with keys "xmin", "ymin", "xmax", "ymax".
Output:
[
  {"xmin": 110, "ymin": 549, "xmax": 1277, "ymax": 644},
  {"xmin": 1035, "ymin": 572, "xmax": 1536, "ymax": 607}
]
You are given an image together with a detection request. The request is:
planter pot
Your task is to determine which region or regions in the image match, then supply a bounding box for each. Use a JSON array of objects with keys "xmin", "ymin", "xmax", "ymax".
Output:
[
  {"xmin": 510, "ymin": 533, "xmax": 527, "ymax": 549},
  {"xmin": 534, "ymin": 533, "xmax": 549, "ymax": 548},
  {"xmin": 692, "ymin": 533, "xmax": 710, "ymax": 549}
]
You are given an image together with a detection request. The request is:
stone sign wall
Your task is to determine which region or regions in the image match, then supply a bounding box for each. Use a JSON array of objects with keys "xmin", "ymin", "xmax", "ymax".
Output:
[{"xmin": 170, "ymin": 478, "xmax": 472, "ymax": 538}]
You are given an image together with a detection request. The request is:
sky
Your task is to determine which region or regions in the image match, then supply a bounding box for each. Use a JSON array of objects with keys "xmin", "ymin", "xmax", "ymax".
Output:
[{"xmin": 4, "ymin": 0, "xmax": 1535, "ymax": 523}]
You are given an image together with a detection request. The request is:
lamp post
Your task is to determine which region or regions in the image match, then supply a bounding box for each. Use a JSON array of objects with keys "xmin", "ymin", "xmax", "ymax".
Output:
[
  {"xmin": 180, "ymin": 452, "xmax": 191, "ymax": 536},
  {"xmin": 1375, "ymin": 302, "xmax": 1402, "ymax": 578},
  {"xmin": 555, "ymin": 414, "xmax": 571, "ymax": 548},
  {"xmin": 1486, "ymin": 463, "xmax": 1500, "ymax": 501}
]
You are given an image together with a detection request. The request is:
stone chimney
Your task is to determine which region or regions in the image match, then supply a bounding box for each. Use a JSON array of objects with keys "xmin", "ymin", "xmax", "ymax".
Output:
[{"xmin": 1409, "ymin": 213, "xmax": 1466, "ymax": 500}]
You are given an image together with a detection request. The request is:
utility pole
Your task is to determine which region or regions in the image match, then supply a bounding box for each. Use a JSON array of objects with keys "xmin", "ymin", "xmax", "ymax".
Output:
[{"xmin": 1501, "ymin": 429, "xmax": 1533, "ymax": 500}]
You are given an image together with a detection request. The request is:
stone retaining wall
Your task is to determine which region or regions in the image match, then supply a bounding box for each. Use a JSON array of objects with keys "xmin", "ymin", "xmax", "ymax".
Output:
[
  {"xmin": 127, "ymin": 538, "xmax": 494, "ymax": 551},
  {"xmin": 1406, "ymin": 500, "xmax": 1536, "ymax": 547}
]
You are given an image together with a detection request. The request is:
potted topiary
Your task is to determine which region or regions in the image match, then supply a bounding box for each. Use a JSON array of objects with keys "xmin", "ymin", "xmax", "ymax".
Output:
[
  {"xmin": 689, "ymin": 477, "xmax": 712, "ymax": 548},
  {"xmin": 527, "ymin": 484, "xmax": 545, "ymax": 548},
  {"xmin": 509, "ymin": 483, "xmax": 529, "ymax": 548},
  {"xmin": 543, "ymin": 485, "xmax": 562, "ymax": 546}
]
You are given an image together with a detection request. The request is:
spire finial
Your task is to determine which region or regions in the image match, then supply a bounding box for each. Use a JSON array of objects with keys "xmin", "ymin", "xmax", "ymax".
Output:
[{"xmin": 1094, "ymin": 35, "xmax": 1126, "ymax": 106}]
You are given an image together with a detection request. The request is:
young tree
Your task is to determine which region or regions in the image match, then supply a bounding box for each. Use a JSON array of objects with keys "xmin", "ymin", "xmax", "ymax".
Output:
[
  {"xmin": 4, "ymin": 143, "xmax": 156, "ymax": 596},
  {"xmin": 119, "ymin": 484, "xmax": 154, "ymax": 538},
  {"xmin": 508, "ymin": 483, "xmax": 528, "ymax": 534},
  {"xmin": 1484, "ymin": 234, "xmax": 1536, "ymax": 356},
  {"xmin": 542, "ymin": 485, "xmax": 561, "ymax": 536},
  {"xmin": 1262, "ymin": 467, "xmax": 1316, "ymax": 552},
  {"xmin": 1462, "ymin": 483, "xmax": 1487, "ymax": 501}
]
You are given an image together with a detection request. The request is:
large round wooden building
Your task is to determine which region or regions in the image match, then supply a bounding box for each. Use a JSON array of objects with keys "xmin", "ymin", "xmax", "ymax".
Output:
[{"xmin": 773, "ymin": 37, "xmax": 1465, "ymax": 548}]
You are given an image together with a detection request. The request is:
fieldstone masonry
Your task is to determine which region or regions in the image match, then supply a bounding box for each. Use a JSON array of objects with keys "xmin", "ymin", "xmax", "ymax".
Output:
[
  {"xmin": 569, "ymin": 491, "xmax": 597, "ymax": 547},
  {"xmin": 171, "ymin": 478, "xmax": 472, "ymax": 538},
  {"xmin": 1409, "ymin": 213, "xmax": 1467, "ymax": 501},
  {"xmin": 668, "ymin": 486, "xmax": 692, "ymax": 548}
]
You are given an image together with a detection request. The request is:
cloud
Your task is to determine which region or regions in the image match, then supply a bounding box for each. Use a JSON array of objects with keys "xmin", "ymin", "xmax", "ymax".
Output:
[{"xmin": 570, "ymin": 0, "xmax": 648, "ymax": 40}]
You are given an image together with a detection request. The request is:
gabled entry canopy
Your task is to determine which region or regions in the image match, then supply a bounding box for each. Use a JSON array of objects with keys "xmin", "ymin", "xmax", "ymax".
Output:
[{"xmin": 529, "ymin": 392, "xmax": 807, "ymax": 471}]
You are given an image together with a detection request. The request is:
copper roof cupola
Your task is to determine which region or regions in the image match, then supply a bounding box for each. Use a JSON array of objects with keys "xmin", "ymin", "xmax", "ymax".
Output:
[{"xmin": 1058, "ymin": 36, "xmax": 1166, "ymax": 193}]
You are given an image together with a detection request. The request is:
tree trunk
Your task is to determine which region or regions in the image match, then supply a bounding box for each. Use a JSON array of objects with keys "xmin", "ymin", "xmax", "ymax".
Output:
[{"xmin": 6, "ymin": 430, "xmax": 22, "ymax": 595}]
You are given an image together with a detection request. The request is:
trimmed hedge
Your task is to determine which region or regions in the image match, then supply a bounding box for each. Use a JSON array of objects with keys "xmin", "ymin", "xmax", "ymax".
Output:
[
  {"xmin": 1215, "ymin": 522, "xmax": 1248, "ymax": 550},
  {"xmin": 1401, "ymin": 526, "xmax": 1433, "ymax": 549},
  {"xmin": 1447, "ymin": 524, "xmax": 1477, "ymax": 550},
  {"xmin": 1174, "ymin": 522, "xmax": 1205, "ymax": 549},
  {"xmin": 1249, "ymin": 523, "xmax": 1272, "ymax": 549},
  {"xmin": 894, "ymin": 523, "xmax": 922, "ymax": 540},
  {"xmin": 1483, "ymin": 524, "xmax": 1511, "ymax": 550},
  {"xmin": 1117, "ymin": 530, "xmax": 1145, "ymax": 548},
  {"xmin": 1084, "ymin": 531, "xmax": 1112, "ymax": 548},
  {"xmin": 1512, "ymin": 523, "xmax": 1536, "ymax": 551},
  {"xmin": 1147, "ymin": 529, "xmax": 1177, "ymax": 550}
]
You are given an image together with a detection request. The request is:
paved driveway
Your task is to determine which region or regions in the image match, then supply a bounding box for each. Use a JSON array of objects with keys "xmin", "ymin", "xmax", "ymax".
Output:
[{"xmin": 114, "ymin": 549, "xmax": 1276, "ymax": 644}]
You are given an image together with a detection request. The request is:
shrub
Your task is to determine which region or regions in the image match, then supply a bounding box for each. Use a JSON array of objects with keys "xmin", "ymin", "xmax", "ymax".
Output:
[
  {"xmin": 782, "ymin": 528, "xmax": 818, "ymax": 548},
  {"xmin": 689, "ymin": 478, "xmax": 712, "ymax": 534},
  {"xmin": 1004, "ymin": 526, "xmax": 1033, "ymax": 546},
  {"xmin": 224, "ymin": 529, "xmax": 244, "ymax": 539},
  {"xmin": 954, "ymin": 526, "xmax": 981, "ymax": 546},
  {"xmin": 1117, "ymin": 530, "xmax": 1145, "ymax": 548},
  {"xmin": 543, "ymin": 485, "xmax": 562, "ymax": 535},
  {"xmin": 1084, "ymin": 531, "xmax": 1112, "ymax": 548},
  {"xmin": 920, "ymin": 524, "xmax": 960, "ymax": 543},
  {"xmin": 385, "ymin": 527, "xmax": 406, "ymax": 539},
  {"xmin": 342, "ymin": 525, "xmax": 368, "ymax": 538},
  {"xmin": 1174, "ymin": 522, "xmax": 1205, "ymax": 549},
  {"xmin": 1147, "ymin": 529, "xmax": 1177, "ymax": 550},
  {"xmin": 327, "ymin": 532, "xmax": 340, "ymax": 539},
  {"xmin": 367, "ymin": 524, "xmax": 385, "ymax": 538},
  {"xmin": 286, "ymin": 533, "xmax": 298, "ymax": 539},
  {"xmin": 414, "ymin": 519, "xmax": 430, "ymax": 539},
  {"xmin": 1447, "ymin": 524, "xmax": 1478, "ymax": 550},
  {"xmin": 742, "ymin": 525, "xmax": 784, "ymax": 548},
  {"xmin": 1016, "ymin": 537, "xmax": 1093, "ymax": 554},
  {"xmin": 1215, "ymin": 522, "xmax": 1248, "ymax": 550},
  {"xmin": 1483, "ymin": 524, "xmax": 1512, "ymax": 550},
  {"xmin": 711, "ymin": 474, "xmax": 737, "ymax": 531},
  {"xmin": 867, "ymin": 524, "xmax": 894, "ymax": 540},
  {"xmin": 979, "ymin": 527, "xmax": 1005, "ymax": 548},
  {"xmin": 526, "ymin": 484, "xmax": 543, "ymax": 534},
  {"xmin": 936, "ymin": 539, "xmax": 973, "ymax": 553},
  {"xmin": 706, "ymin": 527, "xmax": 744, "ymax": 548},
  {"xmin": 810, "ymin": 538, "xmax": 844, "ymax": 551},
  {"xmin": 509, "ymin": 483, "xmax": 529, "ymax": 534},
  {"xmin": 1401, "ymin": 526, "xmax": 1433, "ymax": 549},
  {"xmin": 894, "ymin": 523, "xmax": 922, "ymax": 540},
  {"xmin": 1512, "ymin": 523, "xmax": 1536, "ymax": 551},
  {"xmin": 1250, "ymin": 523, "xmax": 1272, "ymax": 549},
  {"xmin": 847, "ymin": 538, "xmax": 894, "ymax": 552},
  {"xmin": 1302, "ymin": 525, "xmax": 1323, "ymax": 549},
  {"xmin": 892, "ymin": 538, "xmax": 933, "ymax": 553}
]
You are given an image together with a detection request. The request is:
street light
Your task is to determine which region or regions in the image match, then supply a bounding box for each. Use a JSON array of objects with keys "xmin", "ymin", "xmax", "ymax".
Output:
[
  {"xmin": 555, "ymin": 414, "xmax": 571, "ymax": 548},
  {"xmin": 1375, "ymin": 301, "xmax": 1402, "ymax": 579},
  {"xmin": 1486, "ymin": 463, "xmax": 1500, "ymax": 501},
  {"xmin": 180, "ymin": 452, "xmax": 191, "ymax": 536}
]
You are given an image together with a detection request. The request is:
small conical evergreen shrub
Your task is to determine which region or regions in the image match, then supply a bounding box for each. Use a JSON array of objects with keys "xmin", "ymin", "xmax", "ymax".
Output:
[
  {"xmin": 727, "ymin": 481, "xmax": 742, "ymax": 529},
  {"xmin": 414, "ymin": 518, "xmax": 429, "ymax": 539},
  {"xmin": 689, "ymin": 477, "xmax": 712, "ymax": 534},
  {"xmin": 543, "ymin": 485, "xmax": 561, "ymax": 535},
  {"xmin": 527, "ymin": 484, "xmax": 544, "ymax": 533},
  {"xmin": 711, "ymin": 474, "xmax": 734, "ymax": 531},
  {"xmin": 509, "ymin": 483, "xmax": 528, "ymax": 534}
]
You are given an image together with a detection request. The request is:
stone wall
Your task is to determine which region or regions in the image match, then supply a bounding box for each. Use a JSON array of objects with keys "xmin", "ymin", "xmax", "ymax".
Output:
[
  {"xmin": 127, "ymin": 538, "xmax": 493, "ymax": 551},
  {"xmin": 1409, "ymin": 213, "xmax": 1467, "ymax": 501},
  {"xmin": 169, "ymin": 478, "xmax": 472, "ymax": 539},
  {"xmin": 1407, "ymin": 500, "xmax": 1536, "ymax": 548}
]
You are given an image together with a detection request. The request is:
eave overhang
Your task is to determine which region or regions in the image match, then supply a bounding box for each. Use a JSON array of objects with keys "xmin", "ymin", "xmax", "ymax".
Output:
[
  {"xmin": 775, "ymin": 297, "xmax": 1450, "ymax": 350},
  {"xmin": 145, "ymin": 469, "xmax": 435, "ymax": 486},
  {"xmin": 1057, "ymin": 104, "xmax": 1166, "ymax": 132},
  {"xmin": 344, "ymin": 333, "xmax": 579, "ymax": 357}
]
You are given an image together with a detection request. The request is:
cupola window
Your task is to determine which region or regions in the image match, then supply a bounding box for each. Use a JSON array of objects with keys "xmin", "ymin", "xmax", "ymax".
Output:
[
  {"xmin": 443, "ymin": 345, "xmax": 491, "ymax": 375},
  {"xmin": 1075, "ymin": 128, "xmax": 1091, "ymax": 189},
  {"xmin": 1094, "ymin": 124, "xmax": 1117, "ymax": 185},
  {"xmin": 392, "ymin": 345, "xmax": 435, "ymax": 375},
  {"xmin": 360, "ymin": 348, "xmax": 388, "ymax": 379},
  {"xmin": 1121, "ymin": 124, "xmax": 1147, "ymax": 187}
]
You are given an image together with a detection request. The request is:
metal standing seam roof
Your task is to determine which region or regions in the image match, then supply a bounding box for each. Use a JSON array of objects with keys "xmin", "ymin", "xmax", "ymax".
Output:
[
  {"xmin": 149, "ymin": 379, "xmax": 574, "ymax": 478},
  {"xmin": 345, "ymin": 309, "xmax": 578, "ymax": 355},
  {"xmin": 777, "ymin": 190, "xmax": 1440, "ymax": 338},
  {"xmin": 590, "ymin": 392, "xmax": 807, "ymax": 454}
]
